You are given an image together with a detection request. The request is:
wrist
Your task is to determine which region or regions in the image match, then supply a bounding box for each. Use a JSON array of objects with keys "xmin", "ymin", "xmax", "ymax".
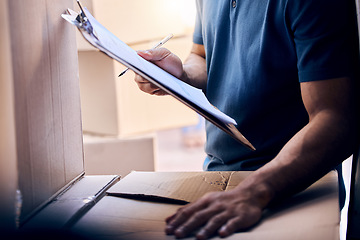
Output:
[
  {"xmin": 180, "ymin": 68, "xmax": 190, "ymax": 84},
  {"xmin": 235, "ymin": 178, "xmax": 275, "ymax": 209}
]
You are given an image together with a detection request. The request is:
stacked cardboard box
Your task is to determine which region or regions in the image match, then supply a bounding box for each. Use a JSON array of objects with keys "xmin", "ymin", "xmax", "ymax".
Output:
[
  {"xmin": 0, "ymin": 0, "xmax": 18, "ymax": 230},
  {"xmin": 1, "ymin": 0, "xmax": 84, "ymax": 223}
]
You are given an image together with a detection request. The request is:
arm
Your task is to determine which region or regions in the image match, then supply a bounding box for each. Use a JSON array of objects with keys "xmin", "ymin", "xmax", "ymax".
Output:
[
  {"xmin": 165, "ymin": 77, "xmax": 357, "ymax": 239},
  {"xmin": 134, "ymin": 43, "xmax": 207, "ymax": 95},
  {"xmin": 251, "ymin": 77, "xmax": 356, "ymax": 201}
]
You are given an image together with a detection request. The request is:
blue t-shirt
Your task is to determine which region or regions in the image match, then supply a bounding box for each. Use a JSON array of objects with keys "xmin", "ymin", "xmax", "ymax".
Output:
[{"xmin": 194, "ymin": 0, "xmax": 359, "ymax": 171}]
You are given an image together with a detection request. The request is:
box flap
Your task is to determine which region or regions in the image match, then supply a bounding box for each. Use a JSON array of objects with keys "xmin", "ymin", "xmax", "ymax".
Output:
[
  {"xmin": 225, "ymin": 171, "xmax": 252, "ymax": 191},
  {"xmin": 107, "ymin": 171, "xmax": 242, "ymax": 203}
]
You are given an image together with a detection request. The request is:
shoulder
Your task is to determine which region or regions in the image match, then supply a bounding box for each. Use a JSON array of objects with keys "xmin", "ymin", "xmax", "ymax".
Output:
[
  {"xmin": 285, "ymin": 0, "xmax": 353, "ymax": 20},
  {"xmin": 284, "ymin": 0, "xmax": 355, "ymax": 35}
]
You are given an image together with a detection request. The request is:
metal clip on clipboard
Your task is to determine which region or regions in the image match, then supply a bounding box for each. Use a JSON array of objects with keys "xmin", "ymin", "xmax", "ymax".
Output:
[
  {"xmin": 75, "ymin": 0, "xmax": 97, "ymax": 40},
  {"xmin": 62, "ymin": 0, "xmax": 98, "ymax": 41}
]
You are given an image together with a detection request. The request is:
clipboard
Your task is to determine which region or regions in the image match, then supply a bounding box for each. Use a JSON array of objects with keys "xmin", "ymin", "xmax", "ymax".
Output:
[{"xmin": 61, "ymin": 1, "xmax": 255, "ymax": 151}]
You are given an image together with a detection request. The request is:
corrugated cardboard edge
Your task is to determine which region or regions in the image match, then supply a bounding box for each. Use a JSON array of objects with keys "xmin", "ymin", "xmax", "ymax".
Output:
[
  {"xmin": 107, "ymin": 171, "xmax": 253, "ymax": 203},
  {"xmin": 225, "ymin": 171, "xmax": 253, "ymax": 191}
]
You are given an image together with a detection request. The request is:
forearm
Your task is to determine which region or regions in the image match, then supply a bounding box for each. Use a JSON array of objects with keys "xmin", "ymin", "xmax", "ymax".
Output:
[
  {"xmin": 181, "ymin": 45, "xmax": 208, "ymax": 91},
  {"xmin": 247, "ymin": 114, "xmax": 354, "ymax": 206},
  {"xmin": 237, "ymin": 110, "xmax": 356, "ymax": 212}
]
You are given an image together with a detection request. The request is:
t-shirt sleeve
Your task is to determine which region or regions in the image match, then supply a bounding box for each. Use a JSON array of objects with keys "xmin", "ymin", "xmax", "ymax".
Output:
[
  {"xmin": 193, "ymin": 0, "xmax": 204, "ymax": 45},
  {"xmin": 286, "ymin": 0, "xmax": 359, "ymax": 82}
]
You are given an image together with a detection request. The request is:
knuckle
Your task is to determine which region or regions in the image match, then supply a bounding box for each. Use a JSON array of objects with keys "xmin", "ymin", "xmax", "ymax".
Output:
[
  {"xmin": 226, "ymin": 217, "xmax": 243, "ymax": 231},
  {"xmin": 178, "ymin": 208, "xmax": 192, "ymax": 218},
  {"xmin": 211, "ymin": 215, "xmax": 225, "ymax": 225},
  {"xmin": 211, "ymin": 202, "xmax": 224, "ymax": 210},
  {"xmin": 202, "ymin": 192, "xmax": 215, "ymax": 203},
  {"xmin": 192, "ymin": 212, "xmax": 205, "ymax": 222}
]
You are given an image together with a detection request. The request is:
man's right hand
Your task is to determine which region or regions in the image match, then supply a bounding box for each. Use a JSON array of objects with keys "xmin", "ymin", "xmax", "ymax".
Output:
[{"xmin": 134, "ymin": 48, "xmax": 185, "ymax": 96}]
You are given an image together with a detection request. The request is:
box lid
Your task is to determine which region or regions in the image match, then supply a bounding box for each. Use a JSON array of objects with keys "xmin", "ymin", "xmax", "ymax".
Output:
[{"xmin": 107, "ymin": 171, "xmax": 252, "ymax": 203}]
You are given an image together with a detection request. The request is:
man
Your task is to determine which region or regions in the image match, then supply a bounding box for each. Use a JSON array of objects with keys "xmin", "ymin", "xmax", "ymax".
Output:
[{"xmin": 135, "ymin": 0, "xmax": 359, "ymax": 239}]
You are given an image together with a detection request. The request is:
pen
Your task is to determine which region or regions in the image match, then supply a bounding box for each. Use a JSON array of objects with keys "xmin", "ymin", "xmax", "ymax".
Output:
[{"xmin": 118, "ymin": 33, "xmax": 174, "ymax": 77}]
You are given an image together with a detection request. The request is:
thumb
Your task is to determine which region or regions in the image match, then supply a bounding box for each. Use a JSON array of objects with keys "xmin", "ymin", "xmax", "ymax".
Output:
[{"xmin": 137, "ymin": 48, "xmax": 171, "ymax": 62}]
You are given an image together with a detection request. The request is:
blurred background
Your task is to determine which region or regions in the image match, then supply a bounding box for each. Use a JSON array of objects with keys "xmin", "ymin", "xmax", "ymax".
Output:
[{"xmin": 76, "ymin": 0, "xmax": 206, "ymax": 176}]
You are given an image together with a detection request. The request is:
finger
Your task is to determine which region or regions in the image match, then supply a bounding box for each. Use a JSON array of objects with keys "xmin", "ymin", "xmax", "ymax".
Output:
[
  {"xmin": 134, "ymin": 74, "xmax": 148, "ymax": 84},
  {"xmin": 165, "ymin": 201, "xmax": 209, "ymax": 235},
  {"xmin": 196, "ymin": 212, "xmax": 230, "ymax": 240},
  {"xmin": 138, "ymin": 82, "xmax": 159, "ymax": 94},
  {"xmin": 137, "ymin": 48, "xmax": 171, "ymax": 62},
  {"xmin": 135, "ymin": 78, "xmax": 160, "ymax": 93},
  {"xmin": 152, "ymin": 89, "xmax": 168, "ymax": 96},
  {"xmin": 174, "ymin": 207, "xmax": 225, "ymax": 239},
  {"xmin": 218, "ymin": 216, "xmax": 243, "ymax": 238},
  {"xmin": 218, "ymin": 207, "xmax": 261, "ymax": 238},
  {"xmin": 138, "ymin": 48, "xmax": 184, "ymax": 78},
  {"xmin": 134, "ymin": 75, "xmax": 168, "ymax": 95},
  {"xmin": 165, "ymin": 212, "xmax": 177, "ymax": 224}
]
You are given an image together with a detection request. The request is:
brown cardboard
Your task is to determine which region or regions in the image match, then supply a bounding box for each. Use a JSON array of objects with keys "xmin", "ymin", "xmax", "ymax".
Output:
[
  {"xmin": 78, "ymin": 36, "xmax": 198, "ymax": 137},
  {"xmin": 107, "ymin": 171, "xmax": 233, "ymax": 203},
  {"xmin": 75, "ymin": 0, "xmax": 194, "ymax": 50},
  {"xmin": 0, "ymin": 0, "xmax": 18, "ymax": 230},
  {"xmin": 107, "ymin": 171, "xmax": 253, "ymax": 203},
  {"xmin": 83, "ymin": 134, "xmax": 155, "ymax": 176},
  {"xmin": 6, "ymin": 0, "xmax": 84, "ymax": 222},
  {"xmin": 72, "ymin": 171, "xmax": 340, "ymax": 240}
]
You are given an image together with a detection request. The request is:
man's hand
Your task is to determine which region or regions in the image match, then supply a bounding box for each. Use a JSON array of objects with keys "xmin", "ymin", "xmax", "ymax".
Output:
[
  {"xmin": 134, "ymin": 43, "xmax": 207, "ymax": 95},
  {"xmin": 135, "ymin": 48, "xmax": 185, "ymax": 96},
  {"xmin": 165, "ymin": 185, "xmax": 269, "ymax": 240}
]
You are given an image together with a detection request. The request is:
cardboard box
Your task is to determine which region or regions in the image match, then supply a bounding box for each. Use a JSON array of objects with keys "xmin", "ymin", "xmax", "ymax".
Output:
[
  {"xmin": 106, "ymin": 171, "xmax": 251, "ymax": 203},
  {"xmin": 4, "ymin": 0, "xmax": 84, "ymax": 222},
  {"xmin": 79, "ymin": 36, "xmax": 199, "ymax": 137},
  {"xmin": 83, "ymin": 134, "xmax": 156, "ymax": 176},
  {"xmin": 75, "ymin": 0, "xmax": 195, "ymax": 50},
  {"xmin": 69, "ymin": 171, "xmax": 340, "ymax": 240},
  {"xmin": 0, "ymin": 0, "xmax": 18, "ymax": 230}
]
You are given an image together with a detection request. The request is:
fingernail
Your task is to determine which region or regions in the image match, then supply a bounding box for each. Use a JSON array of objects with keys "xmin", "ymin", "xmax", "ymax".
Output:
[
  {"xmin": 137, "ymin": 50, "xmax": 151, "ymax": 57},
  {"xmin": 165, "ymin": 225, "xmax": 174, "ymax": 235},
  {"xmin": 143, "ymin": 50, "xmax": 151, "ymax": 56},
  {"xmin": 196, "ymin": 230, "xmax": 208, "ymax": 240},
  {"xmin": 219, "ymin": 226, "xmax": 229, "ymax": 237},
  {"xmin": 175, "ymin": 228, "xmax": 185, "ymax": 238}
]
